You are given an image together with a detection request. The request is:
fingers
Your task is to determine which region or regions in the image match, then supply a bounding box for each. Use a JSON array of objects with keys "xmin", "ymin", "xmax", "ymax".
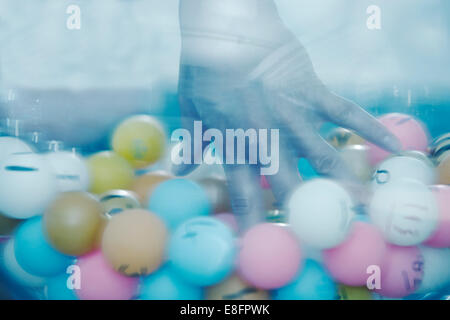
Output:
[
  {"xmin": 170, "ymin": 95, "xmax": 209, "ymax": 176},
  {"xmin": 319, "ymin": 92, "xmax": 401, "ymax": 153},
  {"xmin": 223, "ymin": 164, "xmax": 265, "ymax": 233}
]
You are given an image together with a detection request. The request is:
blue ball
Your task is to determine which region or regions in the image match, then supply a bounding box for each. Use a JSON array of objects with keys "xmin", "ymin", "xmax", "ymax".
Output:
[
  {"xmin": 139, "ymin": 265, "xmax": 204, "ymax": 300},
  {"xmin": 46, "ymin": 273, "xmax": 78, "ymax": 300},
  {"xmin": 298, "ymin": 158, "xmax": 320, "ymax": 181},
  {"xmin": 168, "ymin": 217, "xmax": 236, "ymax": 286},
  {"xmin": 14, "ymin": 217, "xmax": 73, "ymax": 277},
  {"xmin": 148, "ymin": 179, "xmax": 211, "ymax": 229},
  {"xmin": 273, "ymin": 259, "xmax": 337, "ymax": 300}
]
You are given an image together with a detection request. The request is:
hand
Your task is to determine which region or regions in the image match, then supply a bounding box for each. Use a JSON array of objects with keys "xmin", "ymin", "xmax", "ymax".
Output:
[{"xmin": 173, "ymin": 1, "xmax": 400, "ymax": 232}]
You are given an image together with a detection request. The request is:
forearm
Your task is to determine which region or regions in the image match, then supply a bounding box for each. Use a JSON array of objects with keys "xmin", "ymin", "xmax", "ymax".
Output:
[{"xmin": 179, "ymin": 0, "xmax": 294, "ymax": 71}]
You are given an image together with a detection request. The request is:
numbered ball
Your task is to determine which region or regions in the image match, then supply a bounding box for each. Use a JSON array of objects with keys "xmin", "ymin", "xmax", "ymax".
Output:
[
  {"xmin": 140, "ymin": 265, "xmax": 204, "ymax": 300},
  {"xmin": 371, "ymin": 153, "xmax": 435, "ymax": 189},
  {"xmin": 112, "ymin": 115, "xmax": 166, "ymax": 169},
  {"xmin": 87, "ymin": 151, "xmax": 135, "ymax": 194},
  {"xmin": 44, "ymin": 192, "xmax": 105, "ymax": 256},
  {"xmin": 369, "ymin": 180, "xmax": 438, "ymax": 246},
  {"xmin": 323, "ymin": 222, "xmax": 386, "ymax": 286},
  {"xmin": 366, "ymin": 113, "xmax": 429, "ymax": 166},
  {"xmin": 197, "ymin": 177, "xmax": 231, "ymax": 214},
  {"xmin": 338, "ymin": 285, "xmax": 372, "ymax": 300},
  {"xmin": 339, "ymin": 145, "xmax": 372, "ymax": 182},
  {"xmin": 130, "ymin": 171, "xmax": 172, "ymax": 205},
  {"xmin": 1, "ymin": 239, "xmax": 46, "ymax": 288},
  {"xmin": 327, "ymin": 128, "xmax": 364, "ymax": 149},
  {"xmin": 75, "ymin": 250, "xmax": 139, "ymax": 300},
  {"xmin": 14, "ymin": 217, "xmax": 73, "ymax": 277},
  {"xmin": 425, "ymin": 185, "xmax": 450, "ymax": 247},
  {"xmin": 437, "ymin": 153, "xmax": 450, "ymax": 185},
  {"xmin": 375, "ymin": 245, "xmax": 424, "ymax": 298},
  {"xmin": 207, "ymin": 274, "xmax": 269, "ymax": 300},
  {"xmin": 273, "ymin": 260, "xmax": 336, "ymax": 300},
  {"xmin": 238, "ymin": 223, "xmax": 302, "ymax": 290},
  {"xmin": 0, "ymin": 152, "xmax": 58, "ymax": 219},
  {"xmin": 430, "ymin": 133, "xmax": 450, "ymax": 159},
  {"xmin": 287, "ymin": 179, "xmax": 355, "ymax": 249},
  {"xmin": 99, "ymin": 190, "xmax": 141, "ymax": 216},
  {"xmin": 101, "ymin": 209, "xmax": 167, "ymax": 277},
  {"xmin": 0, "ymin": 136, "xmax": 33, "ymax": 163},
  {"xmin": 168, "ymin": 217, "xmax": 236, "ymax": 286},
  {"xmin": 149, "ymin": 179, "xmax": 211, "ymax": 229},
  {"xmin": 415, "ymin": 247, "xmax": 450, "ymax": 294},
  {"xmin": 44, "ymin": 151, "xmax": 90, "ymax": 192},
  {"xmin": 46, "ymin": 273, "xmax": 78, "ymax": 300}
]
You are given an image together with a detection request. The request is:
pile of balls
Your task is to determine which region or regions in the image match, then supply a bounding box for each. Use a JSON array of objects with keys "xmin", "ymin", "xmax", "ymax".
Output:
[{"xmin": 0, "ymin": 112, "xmax": 449, "ymax": 300}]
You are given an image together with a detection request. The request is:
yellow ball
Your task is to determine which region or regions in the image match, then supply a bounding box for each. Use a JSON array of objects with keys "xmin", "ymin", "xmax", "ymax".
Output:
[
  {"xmin": 112, "ymin": 115, "xmax": 166, "ymax": 169},
  {"xmin": 87, "ymin": 151, "xmax": 135, "ymax": 194},
  {"xmin": 327, "ymin": 128, "xmax": 365, "ymax": 149},
  {"xmin": 338, "ymin": 285, "xmax": 372, "ymax": 300}
]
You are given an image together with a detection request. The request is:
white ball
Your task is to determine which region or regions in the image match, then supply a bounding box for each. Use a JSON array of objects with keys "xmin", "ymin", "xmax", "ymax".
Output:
[
  {"xmin": 0, "ymin": 152, "xmax": 58, "ymax": 219},
  {"xmin": 369, "ymin": 180, "xmax": 438, "ymax": 246},
  {"xmin": 371, "ymin": 154, "xmax": 436, "ymax": 189},
  {"xmin": 1, "ymin": 239, "xmax": 45, "ymax": 288},
  {"xmin": 287, "ymin": 178, "xmax": 355, "ymax": 249},
  {"xmin": 44, "ymin": 151, "xmax": 90, "ymax": 192},
  {"xmin": 416, "ymin": 247, "xmax": 450, "ymax": 294},
  {"xmin": 0, "ymin": 137, "xmax": 33, "ymax": 163}
]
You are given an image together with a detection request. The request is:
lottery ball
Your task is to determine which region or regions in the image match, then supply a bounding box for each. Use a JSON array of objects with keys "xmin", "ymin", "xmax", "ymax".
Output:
[
  {"xmin": 197, "ymin": 177, "xmax": 231, "ymax": 214},
  {"xmin": 323, "ymin": 222, "xmax": 386, "ymax": 286},
  {"xmin": 44, "ymin": 192, "xmax": 104, "ymax": 256},
  {"xmin": 130, "ymin": 171, "xmax": 172, "ymax": 205},
  {"xmin": 0, "ymin": 214, "xmax": 20, "ymax": 236},
  {"xmin": 437, "ymin": 152, "xmax": 450, "ymax": 184},
  {"xmin": 238, "ymin": 223, "xmax": 302, "ymax": 290},
  {"xmin": 287, "ymin": 179, "xmax": 355, "ymax": 249},
  {"xmin": 0, "ymin": 152, "xmax": 58, "ymax": 219},
  {"xmin": 99, "ymin": 190, "xmax": 141, "ymax": 216},
  {"xmin": 327, "ymin": 127, "xmax": 364, "ymax": 149},
  {"xmin": 87, "ymin": 151, "xmax": 135, "ymax": 194},
  {"xmin": 207, "ymin": 274, "xmax": 269, "ymax": 300},
  {"xmin": 140, "ymin": 265, "xmax": 204, "ymax": 300},
  {"xmin": 430, "ymin": 133, "xmax": 450, "ymax": 159},
  {"xmin": 44, "ymin": 151, "xmax": 90, "ymax": 192},
  {"xmin": 75, "ymin": 250, "xmax": 139, "ymax": 300},
  {"xmin": 273, "ymin": 259, "xmax": 336, "ymax": 300},
  {"xmin": 102, "ymin": 209, "xmax": 167, "ymax": 277},
  {"xmin": 0, "ymin": 136, "xmax": 33, "ymax": 163},
  {"xmin": 369, "ymin": 180, "xmax": 438, "ymax": 246},
  {"xmin": 46, "ymin": 273, "xmax": 78, "ymax": 300},
  {"xmin": 1, "ymin": 238, "xmax": 46, "ymax": 288},
  {"xmin": 339, "ymin": 145, "xmax": 372, "ymax": 182},
  {"xmin": 214, "ymin": 213, "xmax": 239, "ymax": 234},
  {"xmin": 338, "ymin": 285, "xmax": 372, "ymax": 300},
  {"xmin": 149, "ymin": 179, "xmax": 211, "ymax": 229},
  {"xmin": 168, "ymin": 217, "xmax": 236, "ymax": 286},
  {"xmin": 371, "ymin": 153, "xmax": 435, "ymax": 189},
  {"xmin": 366, "ymin": 113, "xmax": 429, "ymax": 166},
  {"xmin": 375, "ymin": 245, "xmax": 424, "ymax": 298},
  {"xmin": 14, "ymin": 217, "xmax": 73, "ymax": 277},
  {"xmin": 111, "ymin": 115, "xmax": 166, "ymax": 169},
  {"xmin": 415, "ymin": 247, "xmax": 450, "ymax": 294},
  {"xmin": 425, "ymin": 185, "xmax": 450, "ymax": 247}
]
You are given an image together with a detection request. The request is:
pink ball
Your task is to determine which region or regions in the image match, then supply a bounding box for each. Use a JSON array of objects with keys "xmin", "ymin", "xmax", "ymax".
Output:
[
  {"xmin": 366, "ymin": 113, "xmax": 429, "ymax": 165},
  {"xmin": 425, "ymin": 185, "xmax": 450, "ymax": 248},
  {"xmin": 376, "ymin": 245, "xmax": 424, "ymax": 298},
  {"xmin": 260, "ymin": 175, "xmax": 271, "ymax": 189},
  {"xmin": 214, "ymin": 213, "xmax": 239, "ymax": 233},
  {"xmin": 75, "ymin": 250, "xmax": 139, "ymax": 300},
  {"xmin": 323, "ymin": 222, "xmax": 386, "ymax": 286},
  {"xmin": 237, "ymin": 223, "xmax": 302, "ymax": 290}
]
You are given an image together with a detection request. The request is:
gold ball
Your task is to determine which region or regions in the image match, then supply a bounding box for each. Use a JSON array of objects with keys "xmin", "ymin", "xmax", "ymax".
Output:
[
  {"xmin": 327, "ymin": 128, "xmax": 365, "ymax": 149},
  {"xmin": 206, "ymin": 274, "xmax": 269, "ymax": 300},
  {"xmin": 129, "ymin": 171, "xmax": 172, "ymax": 205},
  {"xmin": 438, "ymin": 153, "xmax": 450, "ymax": 185},
  {"xmin": 101, "ymin": 209, "xmax": 167, "ymax": 277}
]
